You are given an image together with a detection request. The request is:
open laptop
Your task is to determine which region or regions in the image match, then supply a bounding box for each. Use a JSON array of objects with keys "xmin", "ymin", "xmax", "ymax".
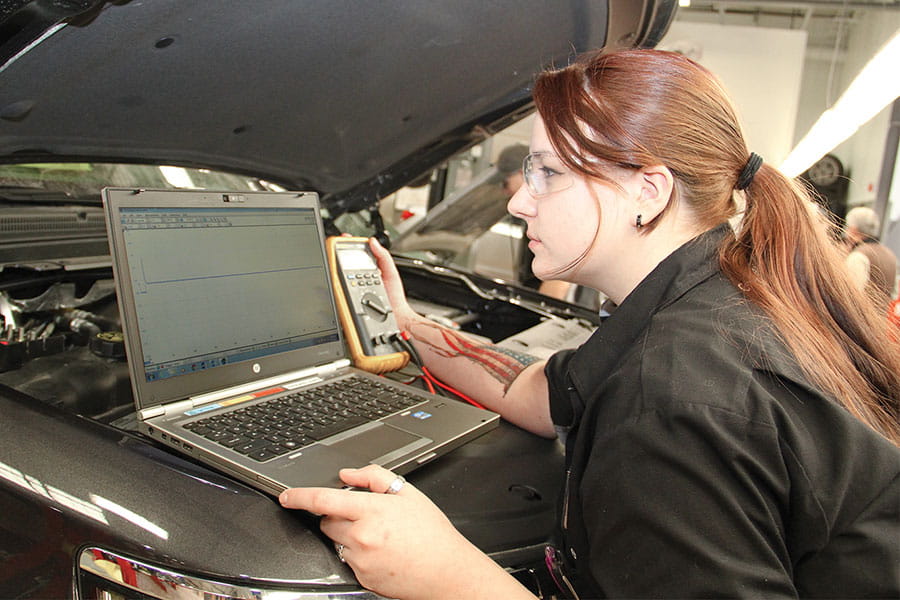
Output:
[{"xmin": 102, "ymin": 187, "xmax": 499, "ymax": 494}]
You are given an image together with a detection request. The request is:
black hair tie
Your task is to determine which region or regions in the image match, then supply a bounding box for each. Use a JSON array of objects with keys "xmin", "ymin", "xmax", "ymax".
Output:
[{"xmin": 736, "ymin": 152, "xmax": 763, "ymax": 190}]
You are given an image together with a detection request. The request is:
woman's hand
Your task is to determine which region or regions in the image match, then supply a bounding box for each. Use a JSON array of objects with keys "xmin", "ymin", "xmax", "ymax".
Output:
[
  {"xmin": 368, "ymin": 238, "xmax": 418, "ymax": 331},
  {"xmin": 279, "ymin": 464, "xmax": 535, "ymax": 600}
]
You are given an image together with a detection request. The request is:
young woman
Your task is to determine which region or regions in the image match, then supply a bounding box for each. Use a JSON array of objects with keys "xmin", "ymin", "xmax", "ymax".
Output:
[{"xmin": 280, "ymin": 49, "xmax": 900, "ymax": 599}]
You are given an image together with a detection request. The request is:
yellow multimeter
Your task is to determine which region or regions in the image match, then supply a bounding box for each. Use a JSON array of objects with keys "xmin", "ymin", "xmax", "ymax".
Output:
[{"xmin": 326, "ymin": 236, "xmax": 409, "ymax": 374}]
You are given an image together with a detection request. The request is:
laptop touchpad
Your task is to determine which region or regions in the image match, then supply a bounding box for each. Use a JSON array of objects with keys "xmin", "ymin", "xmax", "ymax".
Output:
[{"xmin": 325, "ymin": 423, "xmax": 431, "ymax": 463}]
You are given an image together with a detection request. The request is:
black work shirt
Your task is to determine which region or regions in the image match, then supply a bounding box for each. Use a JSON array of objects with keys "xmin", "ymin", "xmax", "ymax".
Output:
[{"xmin": 545, "ymin": 226, "xmax": 900, "ymax": 598}]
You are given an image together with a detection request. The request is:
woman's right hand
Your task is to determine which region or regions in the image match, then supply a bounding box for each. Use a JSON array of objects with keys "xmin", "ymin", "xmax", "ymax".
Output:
[
  {"xmin": 280, "ymin": 465, "xmax": 536, "ymax": 600},
  {"xmin": 369, "ymin": 237, "xmax": 418, "ymax": 330}
]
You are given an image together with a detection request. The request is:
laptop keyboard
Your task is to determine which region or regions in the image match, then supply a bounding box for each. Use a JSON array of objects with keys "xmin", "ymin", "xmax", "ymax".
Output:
[{"xmin": 182, "ymin": 376, "xmax": 424, "ymax": 462}]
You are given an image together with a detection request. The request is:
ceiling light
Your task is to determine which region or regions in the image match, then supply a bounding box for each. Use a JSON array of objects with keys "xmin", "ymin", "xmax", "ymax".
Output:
[{"xmin": 780, "ymin": 29, "xmax": 900, "ymax": 178}]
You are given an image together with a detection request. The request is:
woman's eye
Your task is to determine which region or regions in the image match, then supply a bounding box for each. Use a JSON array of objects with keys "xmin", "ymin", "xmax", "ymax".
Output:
[{"xmin": 540, "ymin": 166, "xmax": 562, "ymax": 178}]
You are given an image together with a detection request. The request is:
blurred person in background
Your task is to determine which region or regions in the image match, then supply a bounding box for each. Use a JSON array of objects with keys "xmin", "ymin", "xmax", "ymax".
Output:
[{"xmin": 843, "ymin": 205, "xmax": 898, "ymax": 305}]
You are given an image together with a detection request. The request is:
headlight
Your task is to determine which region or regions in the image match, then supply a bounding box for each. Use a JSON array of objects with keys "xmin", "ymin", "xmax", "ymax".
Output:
[{"xmin": 77, "ymin": 546, "xmax": 386, "ymax": 600}]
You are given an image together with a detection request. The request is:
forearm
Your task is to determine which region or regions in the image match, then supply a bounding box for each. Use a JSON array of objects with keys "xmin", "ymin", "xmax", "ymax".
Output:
[
  {"xmin": 367, "ymin": 237, "xmax": 554, "ymax": 437},
  {"xmin": 397, "ymin": 311, "xmax": 556, "ymax": 438}
]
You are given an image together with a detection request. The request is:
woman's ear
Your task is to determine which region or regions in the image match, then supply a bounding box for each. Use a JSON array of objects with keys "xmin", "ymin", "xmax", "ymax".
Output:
[{"xmin": 635, "ymin": 164, "xmax": 674, "ymax": 227}]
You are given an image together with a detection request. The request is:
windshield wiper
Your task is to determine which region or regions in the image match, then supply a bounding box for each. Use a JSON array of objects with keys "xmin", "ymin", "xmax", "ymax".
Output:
[{"xmin": 0, "ymin": 186, "xmax": 100, "ymax": 205}]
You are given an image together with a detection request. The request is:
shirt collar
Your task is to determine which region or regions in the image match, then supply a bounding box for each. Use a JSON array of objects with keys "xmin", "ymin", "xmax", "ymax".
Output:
[{"xmin": 568, "ymin": 224, "xmax": 732, "ymax": 395}]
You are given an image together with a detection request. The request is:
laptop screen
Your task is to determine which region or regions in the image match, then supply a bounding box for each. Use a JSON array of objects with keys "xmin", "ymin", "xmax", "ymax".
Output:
[
  {"xmin": 104, "ymin": 189, "xmax": 347, "ymax": 411},
  {"xmin": 119, "ymin": 206, "xmax": 340, "ymax": 383}
]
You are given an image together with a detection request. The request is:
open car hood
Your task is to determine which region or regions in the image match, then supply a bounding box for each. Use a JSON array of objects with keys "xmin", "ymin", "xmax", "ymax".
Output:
[{"xmin": 0, "ymin": 0, "xmax": 675, "ymax": 216}]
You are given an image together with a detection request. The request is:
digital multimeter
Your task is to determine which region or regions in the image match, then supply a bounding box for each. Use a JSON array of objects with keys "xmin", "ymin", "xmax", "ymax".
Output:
[{"xmin": 326, "ymin": 236, "xmax": 409, "ymax": 373}]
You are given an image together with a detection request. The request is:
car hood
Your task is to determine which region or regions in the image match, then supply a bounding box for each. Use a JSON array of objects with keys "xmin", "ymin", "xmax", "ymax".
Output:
[{"xmin": 0, "ymin": 0, "xmax": 675, "ymax": 215}]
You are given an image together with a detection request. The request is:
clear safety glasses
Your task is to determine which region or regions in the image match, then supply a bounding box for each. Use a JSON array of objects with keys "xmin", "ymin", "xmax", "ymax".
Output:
[{"xmin": 522, "ymin": 151, "xmax": 574, "ymax": 196}]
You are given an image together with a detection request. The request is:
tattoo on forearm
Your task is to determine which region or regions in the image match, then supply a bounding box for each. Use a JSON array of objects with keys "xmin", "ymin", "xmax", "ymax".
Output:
[{"xmin": 408, "ymin": 321, "xmax": 538, "ymax": 391}]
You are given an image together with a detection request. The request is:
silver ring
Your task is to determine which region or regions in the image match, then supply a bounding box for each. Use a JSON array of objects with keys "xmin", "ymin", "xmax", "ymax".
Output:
[
  {"xmin": 335, "ymin": 542, "xmax": 346, "ymax": 563},
  {"xmin": 385, "ymin": 475, "xmax": 406, "ymax": 495}
]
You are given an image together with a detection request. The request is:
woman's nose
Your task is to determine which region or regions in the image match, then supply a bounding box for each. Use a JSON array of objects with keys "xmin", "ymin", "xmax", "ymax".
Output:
[{"xmin": 507, "ymin": 182, "xmax": 535, "ymax": 219}]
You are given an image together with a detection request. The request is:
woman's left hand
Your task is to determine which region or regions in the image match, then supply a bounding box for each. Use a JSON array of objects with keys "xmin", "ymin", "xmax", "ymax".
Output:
[{"xmin": 279, "ymin": 464, "xmax": 534, "ymax": 600}]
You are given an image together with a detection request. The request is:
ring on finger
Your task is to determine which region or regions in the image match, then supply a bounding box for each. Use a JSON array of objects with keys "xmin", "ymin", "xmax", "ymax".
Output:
[
  {"xmin": 385, "ymin": 475, "xmax": 406, "ymax": 495},
  {"xmin": 334, "ymin": 542, "xmax": 346, "ymax": 563}
]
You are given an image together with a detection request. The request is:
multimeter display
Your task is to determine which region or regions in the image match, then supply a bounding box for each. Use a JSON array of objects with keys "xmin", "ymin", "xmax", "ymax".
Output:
[{"xmin": 335, "ymin": 247, "xmax": 376, "ymax": 271}]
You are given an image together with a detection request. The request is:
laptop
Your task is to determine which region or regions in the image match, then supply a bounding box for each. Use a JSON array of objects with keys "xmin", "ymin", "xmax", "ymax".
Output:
[{"xmin": 102, "ymin": 187, "xmax": 499, "ymax": 494}]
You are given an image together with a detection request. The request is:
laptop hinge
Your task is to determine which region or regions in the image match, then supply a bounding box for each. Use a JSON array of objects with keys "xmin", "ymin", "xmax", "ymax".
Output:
[
  {"xmin": 140, "ymin": 400, "xmax": 193, "ymax": 419},
  {"xmin": 186, "ymin": 359, "xmax": 351, "ymax": 408},
  {"xmin": 140, "ymin": 406, "xmax": 166, "ymax": 419}
]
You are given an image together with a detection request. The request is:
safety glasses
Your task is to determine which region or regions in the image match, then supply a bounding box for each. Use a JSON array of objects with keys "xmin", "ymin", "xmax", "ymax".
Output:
[{"xmin": 522, "ymin": 151, "xmax": 574, "ymax": 196}]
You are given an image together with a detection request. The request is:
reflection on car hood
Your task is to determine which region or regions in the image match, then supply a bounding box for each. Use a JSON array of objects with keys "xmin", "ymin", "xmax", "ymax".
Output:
[{"xmin": 0, "ymin": 0, "xmax": 675, "ymax": 214}]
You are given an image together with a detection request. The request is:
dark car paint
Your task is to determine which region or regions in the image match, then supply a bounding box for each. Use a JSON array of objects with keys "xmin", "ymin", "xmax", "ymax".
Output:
[
  {"xmin": 0, "ymin": 378, "xmax": 564, "ymax": 596},
  {"xmin": 0, "ymin": 0, "xmax": 675, "ymax": 216},
  {"xmin": 0, "ymin": 383, "xmax": 353, "ymax": 591}
]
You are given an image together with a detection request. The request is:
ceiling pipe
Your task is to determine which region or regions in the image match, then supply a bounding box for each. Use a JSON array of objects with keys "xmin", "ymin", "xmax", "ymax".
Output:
[{"xmin": 693, "ymin": 1, "xmax": 899, "ymax": 11}]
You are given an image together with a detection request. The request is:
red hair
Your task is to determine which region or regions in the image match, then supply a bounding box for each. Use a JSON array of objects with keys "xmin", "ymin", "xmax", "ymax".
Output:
[{"xmin": 533, "ymin": 49, "xmax": 900, "ymax": 444}]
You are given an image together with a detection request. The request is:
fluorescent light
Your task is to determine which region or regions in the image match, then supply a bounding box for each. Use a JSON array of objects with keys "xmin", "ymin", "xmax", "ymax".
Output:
[
  {"xmin": 679, "ymin": 0, "xmax": 691, "ymax": 7},
  {"xmin": 781, "ymin": 29, "xmax": 900, "ymax": 177}
]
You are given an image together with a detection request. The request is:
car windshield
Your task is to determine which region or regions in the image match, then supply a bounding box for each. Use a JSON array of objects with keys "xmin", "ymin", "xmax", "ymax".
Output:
[{"xmin": 0, "ymin": 162, "xmax": 283, "ymax": 202}]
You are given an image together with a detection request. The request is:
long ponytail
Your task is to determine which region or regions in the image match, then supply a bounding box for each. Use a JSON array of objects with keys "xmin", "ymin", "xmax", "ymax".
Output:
[{"xmin": 722, "ymin": 164, "xmax": 900, "ymax": 443}]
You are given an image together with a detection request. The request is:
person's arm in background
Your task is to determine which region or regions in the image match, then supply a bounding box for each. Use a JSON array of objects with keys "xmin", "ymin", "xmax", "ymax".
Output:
[
  {"xmin": 369, "ymin": 238, "xmax": 556, "ymax": 438},
  {"xmin": 538, "ymin": 279, "xmax": 572, "ymax": 300}
]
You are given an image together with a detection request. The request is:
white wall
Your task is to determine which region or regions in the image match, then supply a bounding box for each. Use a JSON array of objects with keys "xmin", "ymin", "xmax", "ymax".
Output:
[
  {"xmin": 794, "ymin": 51, "xmax": 835, "ymax": 147},
  {"xmin": 659, "ymin": 21, "xmax": 807, "ymax": 166}
]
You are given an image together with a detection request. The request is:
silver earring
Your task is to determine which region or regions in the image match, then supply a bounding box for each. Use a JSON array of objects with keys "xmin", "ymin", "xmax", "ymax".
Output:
[{"xmin": 635, "ymin": 214, "xmax": 643, "ymax": 228}]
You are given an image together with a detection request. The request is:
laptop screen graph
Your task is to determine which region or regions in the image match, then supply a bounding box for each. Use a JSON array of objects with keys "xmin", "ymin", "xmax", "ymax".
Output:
[{"xmin": 118, "ymin": 206, "xmax": 340, "ymax": 382}]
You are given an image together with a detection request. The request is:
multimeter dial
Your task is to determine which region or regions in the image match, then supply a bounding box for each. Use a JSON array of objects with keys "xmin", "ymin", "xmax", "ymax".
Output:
[{"xmin": 360, "ymin": 292, "xmax": 390, "ymax": 322}]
